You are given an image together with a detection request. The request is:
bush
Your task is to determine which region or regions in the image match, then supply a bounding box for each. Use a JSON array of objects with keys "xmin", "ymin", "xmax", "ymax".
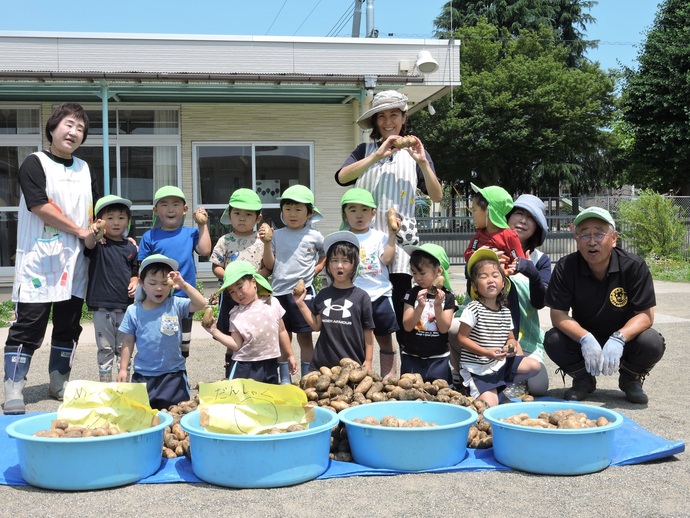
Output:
[{"xmin": 616, "ymin": 190, "xmax": 687, "ymax": 259}]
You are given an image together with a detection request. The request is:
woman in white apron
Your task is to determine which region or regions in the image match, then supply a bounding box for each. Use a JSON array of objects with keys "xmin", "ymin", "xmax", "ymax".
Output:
[
  {"xmin": 3, "ymin": 103, "xmax": 95, "ymax": 415},
  {"xmin": 335, "ymin": 91, "xmax": 443, "ymax": 373}
]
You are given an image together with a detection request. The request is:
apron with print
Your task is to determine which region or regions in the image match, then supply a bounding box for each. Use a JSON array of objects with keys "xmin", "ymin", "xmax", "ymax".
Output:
[
  {"xmin": 13, "ymin": 152, "xmax": 92, "ymax": 303},
  {"xmin": 355, "ymin": 142, "xmax": 419, "ymax": 275}
]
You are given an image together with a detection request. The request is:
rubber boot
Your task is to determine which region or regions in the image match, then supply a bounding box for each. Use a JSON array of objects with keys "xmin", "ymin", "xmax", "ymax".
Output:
[
  {"xmin": 561, "ymin": 363, "xmax": 596, "ymax": 401},
  {"xmin": 619, "ymin": 361, "xmax": 650, "ymax": 404},
  {"xmin": 98, "ymin": 369, "xmax": 112, "ymax": 383},
  {"xmin": 48, "ymin": 345, "xmax": 73, "ymax": 400},
  {"xmin": 301, "ymin": 361, "xmax": 311, "ymax": 377},
  {"xmin": 3, "ymin": 351, "xmax": 32, "ymax": 415},
  {"xmin": 278, "ymin": 361, "xmax": 292, "ymax": 385}
]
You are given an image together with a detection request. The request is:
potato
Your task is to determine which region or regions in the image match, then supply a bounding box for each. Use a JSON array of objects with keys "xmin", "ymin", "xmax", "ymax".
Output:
[
  {"xmin": 397, "ymin": 377, "xmax": 414, "ymax": 390},
  {"xmin": 171, "ymin": 423, "xmax": 186, "ymax": 441},
  {"xmin": 258, "ymin": 222, "xmax": 273, "ymax": 243},
  {"xmin": 315, "ymin": 374, "xmax": 331, "ymax": 392},
  {"xmin": 348, "ymin": 367, "xmax": 368, "ymax": 384},
  {"xmin": 162, "ymin": 447, "xmax": 177, "ymax": 459},
  {"xmin": 95, "ymin": 219, "xmax": 107, "ymax": 239},
  {"xmin": 193, "ymin": 209, "xmax": 207, "ymax": 225},
  {"xmin": 427, "ymin": 275, "xmax": 445, "ymax": 296},
  {"xmin": 501, "ymin": 342, "xmax": 516, "ymax": 354},
  {"xmin": 387, "ymin": 207, "xmax": 400, "ymax": 232},
  {"xmin": 354, "ymin": 375, "xmax": 374, "ymax": 394},
  {"xmin": 287, "ymin": 424, "xmax": 307, "ymax": 432},
  {"xmin": 292, "ymin": 278, "xmax": 306, "ymax": 297},
  {"xmin": 339, "ymin": 358, "xmax": 360, "ymax": 369},
  {"xmin": 329, "ymin": 400, "xmax": 350, "ymax": 412},
  {"xmin": 319, "ymin": 366, "xmax": 333, "ymax": 377},
  {"xmin": 334, "ymin": 367, "xmax": 351, "ymax": 388},
  {"xmin": 392, "ymin": 135, "xmax": 416, "ymax": 149},
  {"xmin": 201, "ymin": 307, "xmax": 215, "ymax": 329}
]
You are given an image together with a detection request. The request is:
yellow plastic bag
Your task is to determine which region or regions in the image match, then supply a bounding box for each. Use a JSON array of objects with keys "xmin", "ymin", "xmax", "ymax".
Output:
[
  {"xmin": 198, "ymin": 378, "xmax": 315, "ymax": 435},
  {"xmin": 57, "ymin": 380, "xmax": 158, "ymax": 432}
]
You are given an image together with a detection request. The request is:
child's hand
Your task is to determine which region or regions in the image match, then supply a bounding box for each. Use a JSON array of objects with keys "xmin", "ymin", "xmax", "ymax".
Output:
[
  {"xmin": 258, "ymin": 222, "xmax": 273, "ymax": 243},
  {"xmin": 287, "ymin": 356, "xmax": 298, "ymax": 375},
  {"xmin": 292, "ymin": 279, "xmax": 307, "ymax": 303},
  {"xmin": 432, "ymin": 288, "xmax": 445, "ymax": 307},
  {"xmin": 485, "ymin": 347, "xmax": 507, "ymax": 360},
  {"xmin": 416, "ymin": 289, "xmax": 428, "ymax": 305},
  {"xmin": 193, "ymin": 207, "xmax": 208, "ymax": 225},
  {"xmin": 168, "ymin": 271, "xmax": 185, "ymax": 290},
  {"xmin": 115, "ymin": 370, "xmax": 128, "ymax": 383},
  {"xmin": 127, "ymin": 278, "xmax": 138, "ymax": 298},
  {"xmin": 90, "ymin": 220, "xmax": 106, "ymax": 241}
]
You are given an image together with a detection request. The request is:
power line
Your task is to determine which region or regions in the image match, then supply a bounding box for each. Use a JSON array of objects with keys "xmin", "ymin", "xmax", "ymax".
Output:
[
  {"xmin": 266, "ymin": 0, "xmax": 289, "ymax": 36},
  {"xmin": 293, "ymin": 0, "xmax": 325, "ymax": 36},
  {"xmin": 326, "ymin": 2, "xmax": 356, "ymax": 37}
]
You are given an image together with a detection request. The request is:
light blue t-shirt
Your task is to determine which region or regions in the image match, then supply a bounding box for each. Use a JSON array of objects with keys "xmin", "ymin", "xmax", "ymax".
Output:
[
  {"xmin": 271, "ymin": 226, "xmax": 325, "ymax": 296},
  {"xmin": 120, "ymin": 296, "xmax": 191, "ymax": 376}
]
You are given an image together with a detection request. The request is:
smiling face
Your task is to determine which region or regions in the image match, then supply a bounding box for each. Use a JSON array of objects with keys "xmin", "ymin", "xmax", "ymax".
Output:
[
  {"xmin": 100, "ymin": 208, "xmax": 129, "ymax": 240},
  {"xmin": 153, "ymin": 196, "xmax": 187, "ymax": 230},
  {"xmin": 225, "ymin": 276, "xmax": 258, "ymax": 306},
  {"xmin": 508, "ymin": 208, "xmax": 537, "ymax": 248},
  {"xmin": 229, "ymin": 208, "xmax": 261, "ymax": 236},
  {"xmin": 471, "ymin": 260, "xmax": 505, "ymax": 303},
  {"xmin": 281, "ymin": 202, "xmax": 312, "ymax": 230},
  {"xmin": 343, "ymin": 203, "xmax": 376, "ymax": 233},
  {"xmin": 375, "ymin": 108, "xmax": 407, "ymax": 140},
  {"xmin": 575, "ymin": 217, "xmax": 617, "ymax": 275},
  {"xmin": 49, "ymin": 115, "xmax": 86, "ymax": 159}
]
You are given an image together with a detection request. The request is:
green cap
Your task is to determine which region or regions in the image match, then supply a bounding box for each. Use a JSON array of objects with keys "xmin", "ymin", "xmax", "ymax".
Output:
[
  {"xmin": 471, "ymin": 183, "xmax": 513, "ymax": 229},
  {"xmin": 153, "ymin": 186, "xmax": 186, "ymax": 206},
  {"xmin": 340, "ymin": 188, "xmax": 377, "ymax": 208},
  {"xmin": 220, "ymin": 188, "xmax": 262, "ymax": 225},
  {"xmin": 95, "ymin": 195, "xmax": 132, "ymax": 217},
  {"xmin": 278, "ymin": 184, "xmax": 322, "ymax": 222},
  {"xmin": 219, "ymin": 261, "xmax": 272, "ymax": 296},
  {"xmin": 466, "ymin": 248, "xmax": 511, "ymax": 300},
  {"xmin": 403, "ymin": 243, "xmax": 452, "ymax": 291},
  {"xmin": 574, "ymin": 206, "xmax": 616, "ymax": 230},
  {"xmin": 139, "ymin": 254, "xmax": 178, "ymax": 275}
]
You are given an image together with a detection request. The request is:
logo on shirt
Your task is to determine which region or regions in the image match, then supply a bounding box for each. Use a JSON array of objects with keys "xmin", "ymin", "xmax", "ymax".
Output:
[
  {"xmin": 609, "ymin": 287, "xmax": 628, "ymax": 308},
  {"xmin": 322, "ymin": 298, "xmax": 353, "ymax": 318}
]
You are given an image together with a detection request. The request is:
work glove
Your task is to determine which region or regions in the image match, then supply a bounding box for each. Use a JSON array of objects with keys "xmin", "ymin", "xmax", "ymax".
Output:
[
  {"xmin": 579, "ymin": 333, "xmax": 602, "ymax": 376},
  {"xmin": 599, "ymin": 335, "xmax": 625, "ymax": 376}
]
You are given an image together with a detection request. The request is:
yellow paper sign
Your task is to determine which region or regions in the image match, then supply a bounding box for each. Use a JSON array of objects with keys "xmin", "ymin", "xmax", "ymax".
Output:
[
  {"xmin": 198, "ymin": 378, "xmax": 314, "ymax": 435},
  {"xmin": 57, "ymin": 380, "xmax": 158, "ymax": 432}
]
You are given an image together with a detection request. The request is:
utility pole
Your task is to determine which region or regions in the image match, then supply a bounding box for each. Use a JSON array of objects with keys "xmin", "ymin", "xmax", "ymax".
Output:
[{"xmin": 351, "ymin": 0, "xmax": 362, "ymax": 37}]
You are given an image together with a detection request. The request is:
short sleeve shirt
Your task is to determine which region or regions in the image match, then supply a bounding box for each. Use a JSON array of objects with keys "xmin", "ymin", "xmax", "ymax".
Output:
[
  {"xmin": 210, "ymin": 232, "xmax": 265, "ymax": 271},
  {"xmin": 229, "ymin": 296, "xmax": 285, "ymax": 362},
  {"xmin": 545, "ymin": 247, "xmax": 656, "ymax": 339},
  {"xmin": 401, "ymin": 286, "xmax": 457, "ymax": 357},
  {"xmin": 459, "ymin": 300, "xmax": 513, "ymax": 375}
]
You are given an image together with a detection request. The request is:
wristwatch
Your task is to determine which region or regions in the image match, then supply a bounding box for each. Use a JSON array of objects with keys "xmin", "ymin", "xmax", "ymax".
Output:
[{"xmin": 611, "ymin": 331, "xmax": 626, "ymax": 343}]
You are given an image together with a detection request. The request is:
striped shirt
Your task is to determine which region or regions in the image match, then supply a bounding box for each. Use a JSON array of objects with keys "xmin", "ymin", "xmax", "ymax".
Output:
[{"xmin": 458, "ymin": 300, "xmax": 513, "ymax": 375}]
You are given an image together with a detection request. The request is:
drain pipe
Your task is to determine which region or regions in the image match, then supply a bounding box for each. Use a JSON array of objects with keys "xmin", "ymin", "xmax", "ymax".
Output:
[{"xmin": 365, "ymin": 0, "xmax": 376, "ymax": 38}]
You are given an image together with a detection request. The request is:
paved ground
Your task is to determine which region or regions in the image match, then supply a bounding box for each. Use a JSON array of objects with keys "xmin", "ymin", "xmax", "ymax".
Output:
[{"xmin": 0, "ymin": 275, "xmax": 688, "ymax": 517}]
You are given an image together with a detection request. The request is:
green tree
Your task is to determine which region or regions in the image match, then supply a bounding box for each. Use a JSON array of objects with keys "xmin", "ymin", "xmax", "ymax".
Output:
[
  {"xmin": 621, "ymin": 0, "xmax": 690, "ymax": 195},
  {"xmin": 616, "ymin": 190, "xmax": 687, "ymax": 259},
  {"xmin": 411, "ymin": 21, "xmax": 616, "ymax": 195},
  {"xmin": 434, "ymin": 0, "xmax": 597, "ymax": 67}
]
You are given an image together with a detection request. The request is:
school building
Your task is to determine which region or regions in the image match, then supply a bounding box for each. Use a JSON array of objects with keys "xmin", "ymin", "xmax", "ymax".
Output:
[{"xmin": 0, "ymin": 31, "xmax": 459, "ymax": 288}]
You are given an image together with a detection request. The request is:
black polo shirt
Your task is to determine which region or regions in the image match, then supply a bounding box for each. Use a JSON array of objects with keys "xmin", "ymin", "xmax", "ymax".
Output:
[{"xmin": 545, "ymin": 247, "xmax": 656, "ymax": 339}]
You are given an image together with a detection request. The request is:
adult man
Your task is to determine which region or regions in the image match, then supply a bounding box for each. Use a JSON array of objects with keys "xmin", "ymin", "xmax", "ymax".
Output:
[
  {"xmin": 3, "ymin": 103, "xmax": 97, "ymax": 414},
  {"xmin": 544, "ymin": 207, "xmax": 665, "ymax": 404}
]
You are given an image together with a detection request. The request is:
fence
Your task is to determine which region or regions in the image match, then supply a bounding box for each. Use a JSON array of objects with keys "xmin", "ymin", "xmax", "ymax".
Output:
[{"xmin": 417, "ymin": 196, "xmax": 690, "ymax": 265}]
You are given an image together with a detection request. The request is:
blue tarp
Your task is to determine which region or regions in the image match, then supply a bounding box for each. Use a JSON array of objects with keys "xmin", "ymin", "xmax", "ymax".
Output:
[{"xmin": 0, "ymin": 410, "xmax": 684, "ymax": 486}]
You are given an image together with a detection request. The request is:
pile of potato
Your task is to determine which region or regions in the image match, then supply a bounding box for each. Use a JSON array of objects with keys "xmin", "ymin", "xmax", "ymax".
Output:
[
  {"xmin": 33, "ymin": 419, "xmax": 125, "ymax": 438},
  {"xmin": 160, "ymin": 398, "xmax": 197, "ymax": 458},
  {"xmin": 353, "ymin": 416, "xmax": 438, "ymax": 428},
  {"xmin": 502, "ymin": 409, "xmax": 611, "ymax": 429}
]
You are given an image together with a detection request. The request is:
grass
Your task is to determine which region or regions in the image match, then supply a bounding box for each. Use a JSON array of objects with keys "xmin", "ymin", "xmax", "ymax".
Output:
[{"xmin": 646, "ymin": 256, "xmax": 690, "ymax": 283}]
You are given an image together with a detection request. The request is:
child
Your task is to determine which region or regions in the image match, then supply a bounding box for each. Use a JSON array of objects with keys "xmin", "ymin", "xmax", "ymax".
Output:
[
  {"xmin": 202, "ymin": 261, "xmax": 297, "ymax": 383},
  {"xmin": 84, "ymin": 195, "xmax": 139, "ymax": 382},
  {"xmin": 210, "ymin": 188, "xmax": 273, "ymax": 378},
  {"xmin": 262, "ymin": 184, "xmax": 326, "ymax": 382},
  {"xmin": 341, "ymin": 187, "xmax": 399, "ymax": 378},
  {"xmin": 465, "ymin": 183, "xmax": 526, "ymax": 263},
  {"xmin": 401, "ymin": 244, "xmax": 457, "ymax": 383},
  {"xmin": 117, "ymin": 254, "xmax": 206, "ymax": 410},
  {"xmin": 138, "ymin": 186, "xmax": 211, "ymax": 358},
  {"xmin": 293, "ymin": 231, "xmax": 374, "ymax": 372},
  {"xmin": 455, "ymin": 249, "xmax": 541, "ymax": 407}
]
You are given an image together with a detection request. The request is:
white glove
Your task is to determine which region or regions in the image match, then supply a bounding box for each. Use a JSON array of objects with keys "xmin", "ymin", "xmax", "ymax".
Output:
[
  {"xmin": 599, "ymin": 335, "xmax": 625, "ymax": 376},
  {"xmin": 579, "ymin": 333, "xmax": 602, "ymax": 376}
]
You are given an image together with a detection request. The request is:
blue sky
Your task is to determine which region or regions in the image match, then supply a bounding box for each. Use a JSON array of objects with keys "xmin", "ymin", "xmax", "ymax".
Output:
[{"xmin": 0, "ymin": 0, "xmax": 660, "ymax": 70}]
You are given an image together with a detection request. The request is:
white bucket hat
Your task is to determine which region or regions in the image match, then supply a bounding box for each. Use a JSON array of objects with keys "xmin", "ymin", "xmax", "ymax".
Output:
[{"xmin": 356, "ymin": 90, "xmax": 409, "ymax": 129}]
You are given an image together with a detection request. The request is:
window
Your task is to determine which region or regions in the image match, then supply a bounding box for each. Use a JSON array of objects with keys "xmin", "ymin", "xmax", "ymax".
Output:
[{"xmin": 193, "ymin": 142, "xmax": 313, "ymax": 262}]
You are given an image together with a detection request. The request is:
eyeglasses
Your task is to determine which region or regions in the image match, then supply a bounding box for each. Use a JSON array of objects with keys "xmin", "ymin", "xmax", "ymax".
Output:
[{"xmin": 575, "ymin": 232, "xmax": 611, "ymax": 243}]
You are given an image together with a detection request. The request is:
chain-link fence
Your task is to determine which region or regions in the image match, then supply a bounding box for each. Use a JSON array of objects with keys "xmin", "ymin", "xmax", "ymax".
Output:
[{"xmin": 418, "ymin": 196, "xmax": 690, "ymax": 265}]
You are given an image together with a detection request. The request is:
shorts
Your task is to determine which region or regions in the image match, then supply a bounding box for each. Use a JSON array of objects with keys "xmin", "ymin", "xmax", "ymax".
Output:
[
  {"xmin": 371, "ymin": 296, "xmax": 399, "ymax": 336},
  {"xmin": 463, "ymin": 356, "xmax": 524, "ymax": 398},
  {"xmin": 275, "ymin": 286, "xmax": 316, "ymax": 334},
  {"xmin": 132, "ymin": 370, "xmax": 190, "ymax": 410},
  {"xmin": 226, "ymin": 357, "xmax": 279, "ymax": 384},
  {"xmin": 400, "ymin": 352, "xmax": 452, "ymax": 384}
]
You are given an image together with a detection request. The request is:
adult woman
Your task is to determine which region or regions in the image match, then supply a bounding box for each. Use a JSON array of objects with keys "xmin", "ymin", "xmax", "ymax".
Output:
[
  {"xmin": 335, "ymin": 91, "xmax": 443, "ymax": 342},
  {"xmin": 505, "ymin": 194, "xmax": 552, "ymax": 396},
  {"xmin": 3, "ymin": 103, "xmax": 97, "ymax": 414}
]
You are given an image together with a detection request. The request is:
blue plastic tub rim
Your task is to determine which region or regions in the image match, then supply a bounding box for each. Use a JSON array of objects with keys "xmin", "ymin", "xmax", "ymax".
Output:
[
  {"xmin": 7, "ymin": 411, "xmax": 173, "ymax": 443},
  {"xmin": 337, "ymin": 401, "xmax": 478, "ymax": 431},
  {"xmin": 180, "ymin": 406, "xmax": 339, "ymax": 440},
  {"xmin": 482, "ymin": 401, "xmax": 624, "ymax": 434}
]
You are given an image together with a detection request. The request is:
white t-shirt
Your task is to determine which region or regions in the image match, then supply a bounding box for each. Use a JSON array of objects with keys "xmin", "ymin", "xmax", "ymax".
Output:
[{"xmin": 353, "ymin": 229, "xmax": 393, "ymax": 301}]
